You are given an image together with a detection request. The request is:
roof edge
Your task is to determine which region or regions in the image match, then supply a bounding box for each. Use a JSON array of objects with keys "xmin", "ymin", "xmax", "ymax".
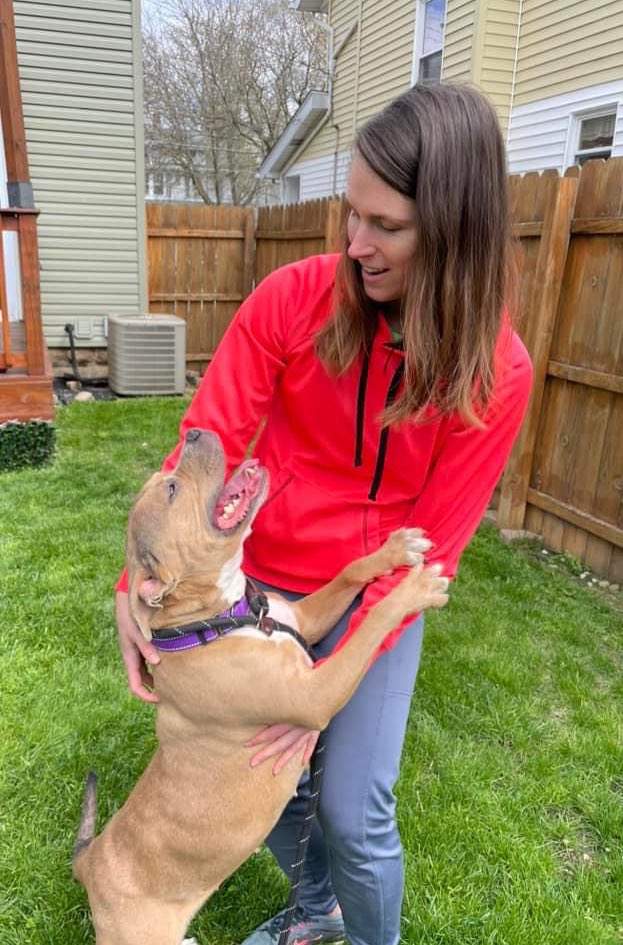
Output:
[{"xmin": 258, "ymin": 90, "xmax": 330, "ymax": 179}]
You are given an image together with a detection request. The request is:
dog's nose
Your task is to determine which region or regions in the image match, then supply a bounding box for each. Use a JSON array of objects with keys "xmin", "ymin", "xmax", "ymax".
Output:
[{"xmin": 186, "ymin": 429, "xmax": 201, "ymax": 443}]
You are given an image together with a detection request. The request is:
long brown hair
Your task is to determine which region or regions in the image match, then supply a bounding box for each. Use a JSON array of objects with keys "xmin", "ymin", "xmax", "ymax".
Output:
[{"xmin": 316, "ymin": 82, "xmax": 516, "ymax": 426}]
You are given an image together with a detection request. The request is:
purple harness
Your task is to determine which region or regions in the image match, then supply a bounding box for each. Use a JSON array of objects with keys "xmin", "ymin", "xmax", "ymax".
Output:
[
  {"xmin": 151, "ymin": 593, "xmax": 259, "ymax": 652},
  {"xmin": 150, "ymin": 582, "xmax": 315, "ymax": 660}
]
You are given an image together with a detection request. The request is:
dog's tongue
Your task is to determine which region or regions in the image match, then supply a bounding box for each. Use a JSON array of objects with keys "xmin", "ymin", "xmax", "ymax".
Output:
[{"xmin": 214, "ymin": 460, "xmax": 261, "ymax": 530}]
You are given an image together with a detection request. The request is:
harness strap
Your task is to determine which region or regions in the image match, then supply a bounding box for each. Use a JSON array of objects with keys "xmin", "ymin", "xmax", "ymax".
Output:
[{"xmin": 151, "ymin": 581, "xmax": 316, "ymax": 661}]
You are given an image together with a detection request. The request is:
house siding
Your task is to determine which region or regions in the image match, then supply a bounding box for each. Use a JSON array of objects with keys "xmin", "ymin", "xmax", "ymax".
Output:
[
  {"xmin": 298, "ymin": 0, "xmax": 414, "ymax": 166},
  {"xmin": 442, "ymin": 0, "xmax": 476, "ymax": 84},
  {"xmin": 287, "ymin": 150, "xmax": 351, "ymax": 201},
  {"xmin": 472, "ymin": 0, "xmax": 521, "ymax": 135},
  {"xmin": 356, "ymin": 0, "xmax": 415, "ymax": 124},
  {"xmin": 300, "ymin": 0, "xmax": 359, "ymax": 163},
  {"xmin": 13, "ymin": 0, "xmax": 146, "ymax": 347},
  {"xmin": 514, "ymin": 0, "xmax": 623, "ymax": 105},
  {"xmin": 507, "ymin": 78, "xmax": 623, "ymax": 172}
]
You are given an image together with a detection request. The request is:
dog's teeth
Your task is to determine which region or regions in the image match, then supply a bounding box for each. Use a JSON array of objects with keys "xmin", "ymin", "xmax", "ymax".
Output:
[{"xmin": 224, "ymin": 504, "xmax": 234, "ymax": 516}]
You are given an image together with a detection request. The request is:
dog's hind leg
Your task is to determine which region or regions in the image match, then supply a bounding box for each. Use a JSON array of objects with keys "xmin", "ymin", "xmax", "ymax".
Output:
[{"xmin": 89, "ymin": 897, "xmax": 204, "ymax": 945}]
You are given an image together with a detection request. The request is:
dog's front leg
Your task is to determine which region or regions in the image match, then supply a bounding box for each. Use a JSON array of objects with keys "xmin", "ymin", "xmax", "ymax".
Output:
[
  {"xmin": 244, "ymin": 559, "xmax": 447, "ymax": 732},
  {"xmin": 291, "ymin": 528, "xmax": 431, "ymax": 644}
]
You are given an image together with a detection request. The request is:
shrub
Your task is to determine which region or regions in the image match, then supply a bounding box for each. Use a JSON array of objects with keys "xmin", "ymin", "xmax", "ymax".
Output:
[{"xmin": 0, "ymin": 419, "xmax": 56, "ymax": 472}]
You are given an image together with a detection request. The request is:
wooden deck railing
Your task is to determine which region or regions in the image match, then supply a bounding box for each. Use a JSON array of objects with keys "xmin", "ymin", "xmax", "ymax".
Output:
[{"xmin": 0, "ymin": 206, "xmax": 44, "ymax": 374}]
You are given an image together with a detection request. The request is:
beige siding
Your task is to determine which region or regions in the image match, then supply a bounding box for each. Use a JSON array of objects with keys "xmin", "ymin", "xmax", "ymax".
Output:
[
  {"xmin": 300, "ymin": 0, "xmax": 360, "ymax": 162},
  {"xmin": 443, "ymin": 0, "xmax": 476, "ymax": 83},
  {"xmin": 472, "ymin": 0, "xmax": 520, "ymax": 134},
  {"xmin": 14, "ymin": 0, "xmax": 146, "ymax": 346},
  {"xmin": 356, "ymin": 0, "xmax": 415, "ymax": 125},
  {"xmin": 514, "ymin": 0, "xmax": 623, "ymax": 105},
  {"xmin": 299, "ymin": 0, "xmax": 414, "ymax": 162}
]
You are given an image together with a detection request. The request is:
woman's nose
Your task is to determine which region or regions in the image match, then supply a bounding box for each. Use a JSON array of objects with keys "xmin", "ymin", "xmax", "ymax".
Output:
[{"xmin": 347, "ymin": 223, "xmax": 375, "ymax": 259}]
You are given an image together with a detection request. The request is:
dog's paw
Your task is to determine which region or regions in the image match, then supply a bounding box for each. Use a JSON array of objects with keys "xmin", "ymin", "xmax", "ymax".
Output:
[
  {"xmin": 182, "ymin": 938, "xmax": 200, "ymax": 945},
  {"xmin": 403, "ymin": 562, "xmax": 449, "ymax": 610},
  {"xmin": 382, "ymin": 528, "xmax": 433, "ymax": 570}
]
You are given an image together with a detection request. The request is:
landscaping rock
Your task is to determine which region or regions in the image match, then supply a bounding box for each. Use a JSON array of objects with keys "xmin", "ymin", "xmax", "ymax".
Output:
[
  {"xmin": 74, "ymin": 391, "xmax": 95, "ymax": 403},
  {"xmin": 499, "ymin": 529, "xmax": 539, "ymax": 544}
]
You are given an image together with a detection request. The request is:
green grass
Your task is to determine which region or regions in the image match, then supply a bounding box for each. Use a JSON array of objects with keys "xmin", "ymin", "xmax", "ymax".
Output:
[{"xmin": 1, "ymin": 398, "xmax": 622, "ymax": 945}]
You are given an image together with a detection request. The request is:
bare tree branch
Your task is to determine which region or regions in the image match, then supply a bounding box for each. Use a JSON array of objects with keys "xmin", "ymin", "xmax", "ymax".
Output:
[{"xmin": 143, "ymin": 0, "xmax": 327, "ymax": 205}]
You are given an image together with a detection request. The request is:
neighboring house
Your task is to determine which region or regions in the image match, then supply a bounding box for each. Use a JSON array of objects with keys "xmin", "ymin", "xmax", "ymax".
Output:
[
  {"xmin": 144, "ymin": 139, "xmax": 280, "ymax": 206},
  {"xmin": 259, "ymin": 0, "xmax": 623, "ymax": 200},
  {"xmin": 11, "ymin": 0, "xmax": 147, "ymax": 351}
]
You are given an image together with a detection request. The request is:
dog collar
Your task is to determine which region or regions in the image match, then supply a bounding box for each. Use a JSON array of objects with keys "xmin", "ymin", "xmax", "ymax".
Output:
[{"xmin": 150, "ymin": 581, "xmax": 315, "ymax": 660}]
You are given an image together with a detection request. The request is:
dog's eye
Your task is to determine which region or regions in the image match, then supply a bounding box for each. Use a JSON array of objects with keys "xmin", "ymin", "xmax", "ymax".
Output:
[{"xmin": 167, "ymin": 480, "xmax": 179, "ymax": 502}]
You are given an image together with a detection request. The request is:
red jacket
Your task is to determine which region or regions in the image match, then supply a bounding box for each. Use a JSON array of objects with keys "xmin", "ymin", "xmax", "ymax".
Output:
[{"xmin": 118, "ymin": 254, "xmax": 532, "ymax": 654}]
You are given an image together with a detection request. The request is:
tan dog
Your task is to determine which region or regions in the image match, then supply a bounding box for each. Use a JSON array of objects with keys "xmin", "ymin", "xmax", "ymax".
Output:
[{"xmin": 73, "ymin": 429, "xmax": 448, "ymax": 945}]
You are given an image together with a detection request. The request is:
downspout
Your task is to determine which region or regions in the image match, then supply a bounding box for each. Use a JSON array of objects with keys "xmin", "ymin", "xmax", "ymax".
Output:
[
  {"xmin": 332, "ymin": 122, "xmax": 341, "ymax": 195},
  {"xmin": 352, "ymin": 0, "xmax": 364, "ymax": 138},
  {"xmin": 506, "ymin": 0, "xmax": 524, "ymax": 151},
  {"xmin": 283, "ymin": 16, "xmax": 359, "ymax": 176}
]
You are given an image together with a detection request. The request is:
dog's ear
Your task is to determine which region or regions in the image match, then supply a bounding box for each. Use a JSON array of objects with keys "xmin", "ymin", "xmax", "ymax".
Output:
[
  {"xmin": 126, "ymin": 541, "xmax": 179, "ymax": 641},
  {"xmin": 127, "ymin": 564, "xmax": 157, "ymax": 641}
]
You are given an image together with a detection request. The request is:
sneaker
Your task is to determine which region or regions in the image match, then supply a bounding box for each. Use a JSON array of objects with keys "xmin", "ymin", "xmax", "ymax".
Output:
[{"xmin": 239, "ymin": 905, "xmax": 345, "ymax": 944}]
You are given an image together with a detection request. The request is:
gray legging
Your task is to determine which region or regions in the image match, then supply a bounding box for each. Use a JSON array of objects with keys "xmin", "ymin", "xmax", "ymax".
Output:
[{"xmin": 257, "ymin": 582, "xmax": 424, "ymax": 945}]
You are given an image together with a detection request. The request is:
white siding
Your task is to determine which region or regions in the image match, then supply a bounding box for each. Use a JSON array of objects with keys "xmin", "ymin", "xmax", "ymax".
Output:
[
  {"xmin": 507, "ymin": 78, "xmax": 623, "ymax": 173},
  {"xmin": 13, "ymin": 0, "xmax": 146, "ymax": 346},
  {"xmin": 287, "ymin": 150, "xmax": 351, "ymax": 201}
]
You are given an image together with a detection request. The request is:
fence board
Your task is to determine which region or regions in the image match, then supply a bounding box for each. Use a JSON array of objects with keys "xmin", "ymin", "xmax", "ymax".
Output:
[
  {"xmin": 146, "ymin": 202, "xmax": 253, "ymax": 370},
  {"xmin": 497, "ymin": 173, "xmax": 579, "ymax": 530}
]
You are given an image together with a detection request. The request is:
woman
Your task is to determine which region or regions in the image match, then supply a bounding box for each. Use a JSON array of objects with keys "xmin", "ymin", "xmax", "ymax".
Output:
[{"xmin": 116, "ymin": 83, "xmax": 532, "ymax": 945}]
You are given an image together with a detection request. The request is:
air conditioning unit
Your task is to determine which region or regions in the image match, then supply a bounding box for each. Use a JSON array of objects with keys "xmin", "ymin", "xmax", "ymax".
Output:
[{"xmin": 108, "ymin": 313, "xmax": 186, "ymax": 396}]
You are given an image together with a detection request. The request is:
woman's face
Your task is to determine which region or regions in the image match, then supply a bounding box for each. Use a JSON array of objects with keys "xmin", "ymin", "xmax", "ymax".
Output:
[{"xmin": 346, "ymin": 153, "xmax": 418, "ymax": 306}]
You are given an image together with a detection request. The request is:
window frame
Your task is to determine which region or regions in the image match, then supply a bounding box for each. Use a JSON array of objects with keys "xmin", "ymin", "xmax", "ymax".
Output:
[
  {"xmin": 565, "ymin": 104, "xmax": 618, "ymax": 169},
  {"xmin": 411, "ymin": 0, "xmax": 447, "ymax": 86}
]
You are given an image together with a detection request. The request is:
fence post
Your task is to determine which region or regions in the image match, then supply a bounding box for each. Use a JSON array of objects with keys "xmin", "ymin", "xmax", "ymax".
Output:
[
  {"xmin": 497, "ymin": 174, "xmax": 579, "ymax": 530},
  {"xmin": 242, "ymin": 206, "xmax": 256, "ymax": 297},
  {"xmin": 324, "ymin": 198, "xmax": 343, "ymax": 253}
]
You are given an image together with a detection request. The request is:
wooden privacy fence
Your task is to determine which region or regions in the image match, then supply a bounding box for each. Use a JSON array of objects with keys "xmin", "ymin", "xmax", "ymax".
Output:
[
  {"xmin": 146, "ymin": 203, "xmax": 254, "ymax": 365},
  {"xmin": 146, "ymin": 158, "xmax": 623, "ymax": 582},
  {"xmin": 497, "ymin": 160, "xmax": 623, "ymax": 584}
]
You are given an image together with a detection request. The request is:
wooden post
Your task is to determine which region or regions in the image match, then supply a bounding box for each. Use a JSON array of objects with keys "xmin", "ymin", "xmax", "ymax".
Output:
[
  {"xmin": 0, "ymin": 2, "xmax": 33, "ymax": 207},
  {"xmin": 497, "ymin": 174, "xmax": 579, "ymax": 530},
  {"xmin": 241, "ymin": 206, "xmax": 256, "ymax": 298},
  {"xmin": 0, "ymin": 213, "xmax": 12, "ymax": 369},
  {"xmin": 18, "ymin": 211, "xmax": 46, "ymax": 375},
  {"xmin": 324, "ymin": 198, "xmax": 344, "ymax": 253}
]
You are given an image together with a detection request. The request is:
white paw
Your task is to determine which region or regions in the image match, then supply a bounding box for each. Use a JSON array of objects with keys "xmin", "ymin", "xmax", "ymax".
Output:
[
  {"xmin": 182, "ymin": 938, "xmax": 200, "ymax": 944},
  {"xmin": 403, "ymin": 528, "xmax": 432, "ymax": 564}
]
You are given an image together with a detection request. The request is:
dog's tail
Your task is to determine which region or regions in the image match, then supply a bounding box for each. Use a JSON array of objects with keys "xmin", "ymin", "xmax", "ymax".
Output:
[{"xmin": 73, "ymin": 770, "xmax": 98, "ymax": 863}]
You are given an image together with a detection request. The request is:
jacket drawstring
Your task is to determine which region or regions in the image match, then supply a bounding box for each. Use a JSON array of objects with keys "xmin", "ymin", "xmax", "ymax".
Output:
[
  {"xmin": 354, "ymin": 351, "xmax": 370, "ymax": 467},
  {"xmin": 368, "ymin": 360, "xmax": 405, "ymax": 501}
]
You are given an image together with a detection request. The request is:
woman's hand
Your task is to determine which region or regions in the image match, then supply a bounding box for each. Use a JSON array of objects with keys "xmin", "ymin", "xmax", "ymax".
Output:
[
  {"xmin": 115, "ymin": 592, "xmax": 161, "ymax": 703},
  {"xmin": 246, "ymin": 723, "xmax": 320, "ymax": 775}
]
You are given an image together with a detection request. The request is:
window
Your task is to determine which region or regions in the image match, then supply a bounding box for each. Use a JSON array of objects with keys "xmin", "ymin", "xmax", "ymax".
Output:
[
  {"xmin": 284, "ymin": 175, "xmax": 301, "ymax": 205},
  {"xmin": 572, "ymin": 110, "xmax": 616, "ymax": 165},
  {"xmin": 413, "ymin": 0, "xmax": 446, "ymax": 84}
]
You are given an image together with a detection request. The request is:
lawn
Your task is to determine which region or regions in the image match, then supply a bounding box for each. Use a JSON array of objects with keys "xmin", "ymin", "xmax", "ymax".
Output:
[{"xmin": 0, "ymin": 398, "xmax": 622, "ymax": 945}]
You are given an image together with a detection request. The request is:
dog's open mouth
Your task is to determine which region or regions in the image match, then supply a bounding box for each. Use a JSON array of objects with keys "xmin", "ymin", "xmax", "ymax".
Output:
[{"xmin": 213, "ymin": 459, "xmax": 263, "ymax": 531}]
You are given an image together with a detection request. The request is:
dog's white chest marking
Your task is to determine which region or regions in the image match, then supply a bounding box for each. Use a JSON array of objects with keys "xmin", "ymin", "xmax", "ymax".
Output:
[
  {"xmin": 226, "ymin": 595, "xmax": 309, "ymax": 659},
  {"xmin": 265, "ymin": 596, "xmax": 300, "ymax": 632},
  {"xmin": 216, "ymin": 529, "xmax": 251, "ymax": 605}
]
